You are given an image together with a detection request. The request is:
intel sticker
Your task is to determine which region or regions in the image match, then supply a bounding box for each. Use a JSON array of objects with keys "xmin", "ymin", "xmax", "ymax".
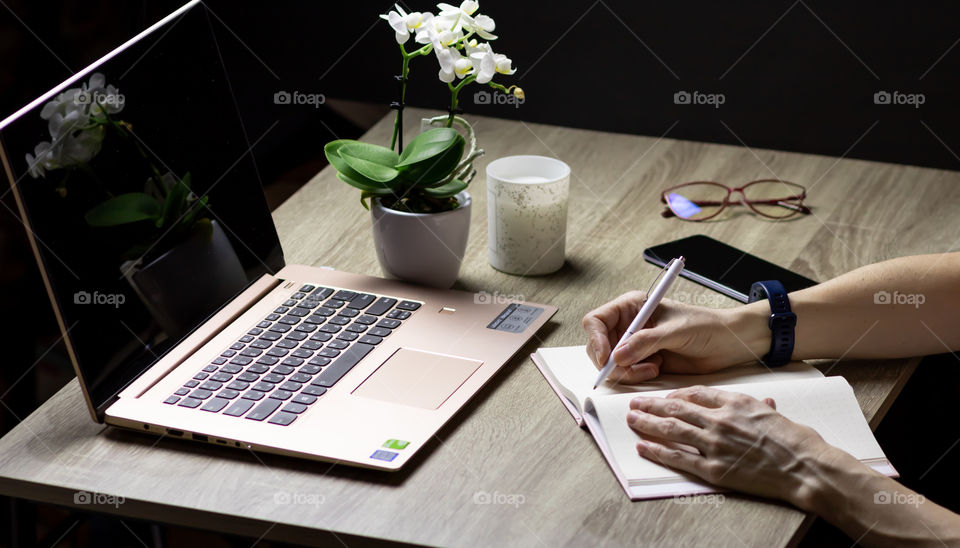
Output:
[
  {"xmin": 370, "ymin": 449, "xmax": 399, "ymax": 462},
  {"xmin": 487, "ymin": 303, "xmax": 544, "ymax": 333}
]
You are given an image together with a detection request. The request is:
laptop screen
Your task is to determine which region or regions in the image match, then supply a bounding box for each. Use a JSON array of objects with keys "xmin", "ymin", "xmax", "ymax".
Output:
[{"xmin": 0, "ymin": 1, "xmax": 284, "ymax": 419}]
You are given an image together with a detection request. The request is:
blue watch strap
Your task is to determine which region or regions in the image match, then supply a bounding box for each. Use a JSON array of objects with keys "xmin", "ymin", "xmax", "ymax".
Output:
[{"xmin": 748, "ymin": 280, "xmax": 796, "ymax": 367}]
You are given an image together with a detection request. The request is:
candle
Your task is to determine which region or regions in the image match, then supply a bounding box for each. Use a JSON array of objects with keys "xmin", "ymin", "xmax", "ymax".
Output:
[{"xmin": 486, "ymin": 156, "xmax": 570, "ymax": 275}]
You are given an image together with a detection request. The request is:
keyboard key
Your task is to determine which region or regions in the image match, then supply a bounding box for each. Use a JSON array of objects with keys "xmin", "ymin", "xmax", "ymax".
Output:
[
  {"xmin": 194, "ymin": 372, "xmax": 209, "ymax": 380},
  {"xmin": 324, "ymin": 299, "xmax": 346, "ymax": 309},
  {"xmin": 229, "ymin": 356, "xmax": 253, "ymax": 366},
  {"xmin": 328, "ymin": 316, "xmax": 350, "ymax": 326},
  {"xmin": 282, "ymin": 403, "xmax": 308, "ymax": 414},
  {"xmin": 164, "ymin": 396, "xmax": 180, "ymax": 404},
  {"xmin": 256, "ymin": 356, "xmax": 279, "ymax": 366},
  {"xmin": 178, "ymin": 397, "xmax": 202, "ymax": 408},
  {"xmin": 332, "ymin": 290, "xmax": 357, "ymax": 301},
  {"xmin": 304, "ymin": 315, "xmax": 325, "ymax": 325},
  {"xmin": 292, "ymin": 348, "xmax": 313, "ymax": 358},
  {"xmin": 201, "ymin": 397, "xmax": 230, "ymax": 412},
  {"xmin": 314, "ymin": 306, "xmax": 335, "ymax": 317},
  {"xmin": 285, "ymin": 331, "xmax": 308, "ymax": 341},
  {"xmin": 268, "ymin": 324, "xmax": 291, "ymax": 333},
  {"xmin": 174, "ymin": 387, "xmax": 190, "ymax": 396},
  {"xmin": 248, "ymin": 327, "xmax": 264, "ymax": 335},
  {"xmin": 200, "ymin": 380, "xmax": 223, "ymax": 391},
  {"xmin": 272, "ymin": 365, "xmax": 295, "ymax": 375},
  {"xmin": 227, "ymin": 380, "xmax": 251, "ymax": 391},
  {"xmin": 260, "ymin": 332, "xmax": 281, "ymax": 341},
  {"xmin": 184, "ymin": 380, "xmax": 200, "ymax": 388},
  {"xmin": 212, "ymin": 357, "xmax": 228, "ymax": 365},
  {"xmin": 347, "ymin": 293, "xmax": 376, "ymax": 310},
  {"xmin": 278, "ymin": 316, "xmax": 300, "ymax": 325},
  {"xmin": 292, "ymin": 393, "xmax": 318, "ymax": 405},
  {"xmin": 311, "ymin": 287, "xmax": 333, "ymax": 300},
  {"xmin": 252, "ymin": 382, "xmax": 276, "ymax": 392},
  {"xmin": 276, "ymin": 339, "xmax": 297, "ymax": 349},
  {"xmin": 386, "ymin": 309, "xmax": 410, "ymax": 320},
  {"xmin": 338, "ymin": 308, "xmax": 359, "ymax": 318},
  {"xmin": 283, "ymin": 299, "xmax": 297, "ymax": 307},
  {"xmin": 262, "ymin": 373, "xmax": 285, "ymax": 384},
  {"xmin": 190, "ymin": 389, "xmax": 213, "ymax": 400},
  {"xmin": 313, "ymin": 343, "xmax": 375, "ymax": 387},
  {"xmin": 346, "ymin": 323, "xmax": 367, "ymax": 333},
  {"xmin": 266, "ymin": 313, "xmax": 281, "ymax": 321},
  {"xmin": 288, "ymin": 307, "xmax": 310, "ymax": 317},
  {"xmin": 268, "ymin": 411, "xmax": 298, "ymax": 426},
  {"xmin": 269, "ymin": 390, "xmax": 293, "ymax": 400},
  {"xmin": 220, "ymin": 364, "xmax": 242, "ymax": 374},
  {"xmin": 327, "ymin": 339, "xmax": 349, "ymax": 350},
  {"xmin": 369, "ymin": 327, "xmax": 392, "ymax": 338},
  {"xmin": 366, "ymin": 297, "xmax": 397, "ymax": 316},
  {"xmin": 302, "ymin": 385, "xmax": 327, "ymax": 396},
  {"xmin": 290, "ymin": 373, "xmax": 312, "ymax": 383},
  {"xmin": 300, "ymin": 365, "xmax": 322, "ymax": 375},
  {"xmin": 302, "ymin": 341, "xmax": 323, "ymax": 351},
  {"xmin": 237, "ymin": 372, "xmax": 259, "ymax": 382},
  {"xmin": 279, "ymin": 381, "xmax": 302, "ymax": 392},
  {"xmin": 308, "ymin": 357, "xmax": 331, "ymax": 367},
  {"xmin": 242, "ymin": 390, "xmax": 265, "ymax": 401},
  {"xmin": 274, "ymin": 306, "xmax": 289, "ymax": 314},
  {"xmin": 211, "ymin": 372, "xmax": 233, "ymax": 382},
  {"xmin": 230, "ymin": 342, "xmax": 244, "ymax": 350},
  {"xmin": 359, "ymin": 335, "xmax": 383, "ymax": 345},
  {"xmin": 397, "ymin": 300, "xmax": 421, "ymax": 311},
  {"xmin": 202, "ymin": 365, "xmax": 217, "ymax": 373},
  {"xmin": 310, "ymin": 332, "xmax": 332, "ymax": 342},
  {"xmin": 336, "ymin": 332, "xmax": 358, "ymax": 342},
  {"xmin": 240, "ymin": 348, "xmax": 262, "ymax": 357},
  {"xmin": 267, "ymin": 348, "xmax": 288, "ymax": 357},
  {"xmin": 224, "ymin": 399, "xmax": 255, "ymax": 416},
  {"xmin": 250, "ymin": 339, "xmax": 272, "ymax": 349},
  {"xmin": 248, "ymin": 363, "xmax": 270, "ymax": 374},
  {"xmin": 282, "ymin": 357, "xmax": 305, "ymax": 367},
  {"xmin": 291, "ymin": 292, "xmax": 306, "ymax": 300},
  {"xmin": 354, "ymin": 315, "xmax": 377, "ymax": 325},
  {"xmin": 299, "ymin": 284, "xmax": 316, "ymax": 292},
  {"xmin": 298, "ymin": 299, "xmax": 320, "ymax": 309},
  {"xmin": 320, "ymin": 324, "xmax": 341, "ymax": 334},
  {"xmin": 218, "ymin": 389, "xmax": 240, "ymax": 399},
  {"xmin": 239, "ymin": 335, "xmax": 254, "ymax": 343},
  {"xmin": 318, "ymin": 348, "xmax": 340, "ymax": 358},
  {"xmin": 377, "ymin": 318, "xmax": 401, "ymax": 329},
  {"xmin": 295, "ymin": 324, "xmax": 317, "ymax": 333}
]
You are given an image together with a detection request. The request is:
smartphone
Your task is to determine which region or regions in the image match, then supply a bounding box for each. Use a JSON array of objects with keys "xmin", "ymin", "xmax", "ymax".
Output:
[{"xmin": 643, "ymin": 234, "xmax": 818, "ymax": 303}]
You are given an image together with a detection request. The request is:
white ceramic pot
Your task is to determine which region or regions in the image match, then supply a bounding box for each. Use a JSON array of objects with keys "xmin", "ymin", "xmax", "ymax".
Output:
[{"xmin": 370, "ymin": 191, "xmax": 471, "ymax": 288}]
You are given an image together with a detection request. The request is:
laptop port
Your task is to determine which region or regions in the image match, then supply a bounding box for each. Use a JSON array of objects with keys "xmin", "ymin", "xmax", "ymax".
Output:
[
  {"xmin": 193, "ymin": 434, "xmax": 208, "ymax": 442},
  {"xmin": 215, "ymin": 439, "xmax": 227, "ymax": 444},
  {"xmin": 166, "ymin": 428, "xmax": 184, "ymax": 437}
]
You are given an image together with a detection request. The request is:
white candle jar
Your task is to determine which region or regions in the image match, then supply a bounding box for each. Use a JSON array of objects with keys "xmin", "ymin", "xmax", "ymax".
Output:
[{"xmin": 486, "ymin": 155, "xmax": 570, "ymax": 275}]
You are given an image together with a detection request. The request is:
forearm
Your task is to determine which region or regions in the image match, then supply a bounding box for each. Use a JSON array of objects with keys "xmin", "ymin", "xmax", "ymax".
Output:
[
  {"xmin": 727, "ymin": 253, "xmax": 960, "ymax": 361},
  {"xmin": 795, "ymin": 448, "xmax": 960, "ymax": 547}
]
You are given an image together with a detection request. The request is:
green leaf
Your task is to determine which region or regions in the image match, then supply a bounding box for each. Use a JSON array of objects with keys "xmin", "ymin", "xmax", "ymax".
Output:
[
  {"xmin": 325, "ymin": 140, "xmax": 396, "ymax": 188},
  {"xmin": 339, "ymin": 150, "xmax": 400, "ymax": 183},
  {"xmin": 337, "ymin": 172, "xmax": 396, "ymax": 194},
  {"xmin": 85, "ymin": 193, "xmax": 161, "ymax": 226},
  {"xmin": 157, "ymin": 172, "xmax": 191, "ymax": 229},
  {"xmin": 397, "ymin": 133, "xmax": 465, "ymax": 185},
  {"xmin": 397, "ymin": 128, "xmax": 461, "ymax": 167},
  {"xmin": 339, "ymin": 142, "xmax": 399, "ymax": 168},
  {"xmin": 422, "ymin": 178, "xmax": 468, "ymax": 198}
]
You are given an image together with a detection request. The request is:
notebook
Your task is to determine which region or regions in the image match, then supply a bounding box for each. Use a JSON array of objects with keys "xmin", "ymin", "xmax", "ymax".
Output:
[{"xmin": 531, "ymin": 346, "xmax": 897, "ymax": 500}]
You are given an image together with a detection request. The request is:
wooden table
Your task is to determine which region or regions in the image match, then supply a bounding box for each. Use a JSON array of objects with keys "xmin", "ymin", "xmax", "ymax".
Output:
[{"xmin": 2, "ymin": 107, "xmax": 954, "ymax": 546}]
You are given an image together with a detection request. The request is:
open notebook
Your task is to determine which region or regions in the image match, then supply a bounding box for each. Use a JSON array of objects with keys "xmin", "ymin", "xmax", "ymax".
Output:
[{"xmin": 532, "ymin": 346, "xmax": 897, "ymax": 500}]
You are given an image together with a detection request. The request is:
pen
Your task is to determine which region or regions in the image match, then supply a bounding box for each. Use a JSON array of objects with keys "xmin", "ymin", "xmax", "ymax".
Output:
[{"xmin": 593, "ymin": 256, "xmax": 686, "ymax": 389}]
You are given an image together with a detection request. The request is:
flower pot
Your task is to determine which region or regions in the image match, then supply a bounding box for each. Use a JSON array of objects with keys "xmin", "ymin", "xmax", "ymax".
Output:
[{"xmin": 370, "ymin": 191, "xmax": 471, "ymax": 288}]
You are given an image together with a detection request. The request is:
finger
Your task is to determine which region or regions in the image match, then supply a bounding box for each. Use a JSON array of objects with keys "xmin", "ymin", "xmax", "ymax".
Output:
[
  {"xmin": 603, "ymin": 353, "xmax": 663, "ymax": 384},
  {"xmin": 611, "ymin": 326, "xmax": 674, "ymax": 368},
  {"xmin": 582, "ymin": 291, "xmax": 645, "ymax": 367},
  {"xmin": 763, "ymin": 397, "xmax": 776, "ymax": 410},
  {"xmin": 627, "ymin": 409, "xmax": 710, "ymax": 448},
  {"xmin": 629, "ymin": 396, "xmax": 710, "ymax": 428},
  {"xmin": 666, "ymin": 385, "xmax": 738, "ymax": 409},
  {"xmin": 635, "ymin": 439, "xmax": 710, "ymax": 480}
]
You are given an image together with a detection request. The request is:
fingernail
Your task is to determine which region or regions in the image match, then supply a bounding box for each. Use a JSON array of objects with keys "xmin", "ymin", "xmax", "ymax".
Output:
[
  {"xmin": 636, "ymin": 440, "xmax": 649, "ymax": 454},
  {"xmin": 627, "ymin": 410, "xmax": 642, "ymax": 425}
]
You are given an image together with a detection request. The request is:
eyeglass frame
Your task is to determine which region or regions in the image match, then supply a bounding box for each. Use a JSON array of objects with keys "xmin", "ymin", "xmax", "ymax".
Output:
[{"xmin": 660, "ymin": 179, "xmax": 811, "ymax": 220}]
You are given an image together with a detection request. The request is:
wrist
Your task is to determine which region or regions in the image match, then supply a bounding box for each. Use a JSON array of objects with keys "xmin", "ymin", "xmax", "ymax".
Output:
[
  {"xmin": 723, "ymin": 302, "xmax": 773, "ymax": 364},
  {"xmin": 791, "ymin": 445, "xmax": 865, "ymax": 514}
]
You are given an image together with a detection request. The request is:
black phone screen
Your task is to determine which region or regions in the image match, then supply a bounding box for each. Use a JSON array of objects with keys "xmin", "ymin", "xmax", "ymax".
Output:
[{"xmin": 643, "ymin": 235, "xmax": 818, "ymax": 302}]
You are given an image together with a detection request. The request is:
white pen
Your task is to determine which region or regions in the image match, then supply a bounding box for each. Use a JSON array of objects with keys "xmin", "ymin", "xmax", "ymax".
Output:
[{"xmin": 593, "ymin": 256, "xmax": 686, "ymax": 389}]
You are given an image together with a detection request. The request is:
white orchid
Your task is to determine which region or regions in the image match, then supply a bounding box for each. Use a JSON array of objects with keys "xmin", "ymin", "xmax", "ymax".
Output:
[
  {"xmin": 436, "ymin": 1, "xmax": 497, "ymax": 40},
  {"xmin": 416, "ymin": 12, "xmax": 463, "ymax": 49},
  {"xmin": 436, "ymin": 47, "xmax": 474, "ymax": 82},
  {"xmin": 381, "ymin": 4, "xmax": 429, "ymax": 45},
  {"xmin": 469, "ymin": 44, "xmax": 515, "ymax": 84}
]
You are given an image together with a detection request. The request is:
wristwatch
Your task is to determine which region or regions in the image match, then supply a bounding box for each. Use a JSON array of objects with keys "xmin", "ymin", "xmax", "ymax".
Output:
[{"xmin": 748, "ymin": 280, "xmax": 796, "ymax": 367}]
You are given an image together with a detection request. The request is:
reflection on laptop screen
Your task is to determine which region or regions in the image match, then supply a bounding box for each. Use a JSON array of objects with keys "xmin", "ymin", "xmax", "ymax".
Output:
[{"xmin": 0, "ymin": 1, "xmax": 284, "ymax": 417}]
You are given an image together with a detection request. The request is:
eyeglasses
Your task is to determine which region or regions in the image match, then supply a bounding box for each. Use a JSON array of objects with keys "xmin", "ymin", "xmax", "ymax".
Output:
[{"xmin": 660, "ymin": 179, "xmax": 811, "ymax": 221}]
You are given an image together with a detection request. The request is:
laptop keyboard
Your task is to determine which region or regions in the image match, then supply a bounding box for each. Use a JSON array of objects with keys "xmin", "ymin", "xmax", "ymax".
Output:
[{"xmin": 162, "ymin": 284, "xmax": 421, "ymax": 426}]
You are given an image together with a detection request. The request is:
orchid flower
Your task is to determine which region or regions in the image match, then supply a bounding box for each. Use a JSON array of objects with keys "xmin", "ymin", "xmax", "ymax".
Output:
[
  {"xmin": 436, "ymin": 1, "xmax": 497, "ymax": 39},
  {"xmin": 469, "ymin": 44, "xmax": 515, "ymax": 84},
  {"xmin": 381, "ymin": 4, "xmax": 428, "ymax": 45}
]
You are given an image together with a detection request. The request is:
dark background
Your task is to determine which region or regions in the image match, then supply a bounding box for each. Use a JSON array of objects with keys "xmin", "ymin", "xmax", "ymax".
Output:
[{"xmin": 1, "ymin": 1, "xmax": 958, "ymax": 546}]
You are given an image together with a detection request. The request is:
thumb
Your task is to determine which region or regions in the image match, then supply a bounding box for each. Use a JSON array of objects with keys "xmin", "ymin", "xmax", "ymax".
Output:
[{"xmin": 611, "ymin": 326, "xmax": 674, "ymax": 367}]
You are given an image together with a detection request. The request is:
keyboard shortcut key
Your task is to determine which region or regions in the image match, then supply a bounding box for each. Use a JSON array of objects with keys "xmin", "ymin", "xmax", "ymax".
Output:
[
  {"xmin": 268, "ymin": 411, "xmax": 298, "ymax": 426},
  {"xmin": 365, "ymin": 297, "xmax": 397, "ymax": 316},
  {"xmin": 301, "ymin": 385, "xmax": 327, "ymax": 396},
  {"xmin": 201, "ymin": 397, "xmax": 230, "ymax": 413},
  {"xmin": 177, "ymin": 397, "xmax": 203, "ymax": 408},
  {"xmin": 347, "ymin": 293, "xmax": 376, "ymax": 310},
  {"xmin": 282, "ymin": 403, "xmax": 308, "ymax": 414},
  {"xmin": 359, "ymin": 335, "xmax": 383, "ymax": 345},
  {"xmin": 396, "ymin": 300, "xmax": 421, "ymax": 311},
  {"xmin": 224, "ymin": 400, "xmax": 255, "ymax": 416}
]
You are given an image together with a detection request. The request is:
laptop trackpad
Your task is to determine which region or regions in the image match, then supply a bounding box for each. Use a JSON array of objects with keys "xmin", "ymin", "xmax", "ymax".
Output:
[{"xmin": 352, "ymin": 348, "xmax": 483, "ymax": 409}]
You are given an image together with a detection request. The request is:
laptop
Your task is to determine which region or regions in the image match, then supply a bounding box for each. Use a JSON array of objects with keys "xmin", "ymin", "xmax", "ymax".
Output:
[{"xmin": 0, "ymin": 1, "xmax": 556, "ymax": 470}]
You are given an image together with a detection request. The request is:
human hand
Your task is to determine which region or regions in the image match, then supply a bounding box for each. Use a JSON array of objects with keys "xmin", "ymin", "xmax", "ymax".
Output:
[
  {"xmin": 626, "ymin": 385, "xmax": 841, "ymax": 507},
  {"xmin": 582, "ymin": 292, "xmax": 766, "ymax": 384}
]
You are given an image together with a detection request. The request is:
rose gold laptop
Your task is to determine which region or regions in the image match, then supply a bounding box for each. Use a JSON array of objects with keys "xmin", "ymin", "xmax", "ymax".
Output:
[{"xmin": 0, "ymin": 1, "xmax": 556, "ymax": 470}]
